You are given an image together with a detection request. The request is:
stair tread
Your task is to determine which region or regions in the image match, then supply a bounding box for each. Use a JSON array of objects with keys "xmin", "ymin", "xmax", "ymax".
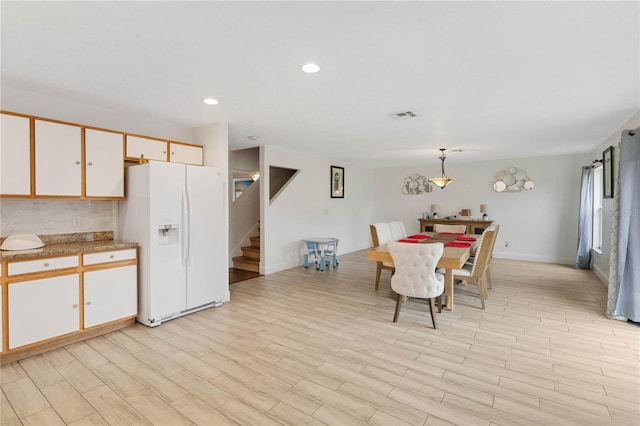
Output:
[
  {"xmin": 234, "ymin": 230, "xmax": 260, "ymax": 273},
  {"xmin": 233, "ymin": 256, "xmax": 259, "ymax": 264}
]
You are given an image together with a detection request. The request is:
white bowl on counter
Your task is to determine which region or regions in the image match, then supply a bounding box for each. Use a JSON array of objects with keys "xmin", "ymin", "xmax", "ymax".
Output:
[{"xmin": 0, "ymin": 234, "xmax": 45, "ymax": 251}]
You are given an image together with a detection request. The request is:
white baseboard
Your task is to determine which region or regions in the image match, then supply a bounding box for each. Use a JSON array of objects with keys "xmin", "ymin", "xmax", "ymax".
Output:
[
  {"xmin": 494, "ymin": 252, "xmax": 574, "ymax": 265},
  {"xmin": 592, "ymin": 263, "xmax": 609, "ymax": 285}
]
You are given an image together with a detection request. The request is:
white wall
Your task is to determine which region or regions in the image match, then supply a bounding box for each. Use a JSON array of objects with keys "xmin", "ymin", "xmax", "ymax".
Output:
[
  {"xmin": 194, "ymin": 121, "xmax": 229, "ymax": 175},
  {"xmin": 590, "ymin": 112, "xmax": 640, "ymax": 283},
  {"xmin": 373, "ymin": 153, "xmax": 590, "ymax": 264},
  {"xmin": 261, "ymin": 145, "xmax": 374, "ymax": 274},
  {"xmin": 1, "ymin": 86, "xmax": 193, "ymax": 142}
]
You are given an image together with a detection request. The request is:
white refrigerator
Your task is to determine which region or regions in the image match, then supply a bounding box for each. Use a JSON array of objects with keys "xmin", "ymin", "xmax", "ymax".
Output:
[{"xmin": 119, "ymin": 161, "xmax": 229, "ymax": 327}]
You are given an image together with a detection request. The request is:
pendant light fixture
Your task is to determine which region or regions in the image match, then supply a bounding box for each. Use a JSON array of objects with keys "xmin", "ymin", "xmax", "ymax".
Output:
[{"xmin": 428, "ymin": 148, "xmax": 456, "ymax": 189}]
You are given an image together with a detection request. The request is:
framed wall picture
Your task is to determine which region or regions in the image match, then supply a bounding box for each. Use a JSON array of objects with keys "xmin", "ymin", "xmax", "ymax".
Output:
[
  {"xmin": 331, "ymin": 166, "xmax": 344, "ymax": 198},
  {"xmin": 603, "ymin": 146, "xmax": 614, "ymax": 199},
  {"xmin": 233, "ymin": 178, "xmax": 254, "ymax": 201}
]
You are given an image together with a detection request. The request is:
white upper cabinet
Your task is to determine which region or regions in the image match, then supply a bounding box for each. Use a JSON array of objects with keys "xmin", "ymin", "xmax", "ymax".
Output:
[
  {"xmin": 1, "ymin": 113, "xmax": 31, "ymax": 196},
  {"xmin": 169, "ymin": 142, "xmax": 203, "ymax": 165},
  {"xmin": 125, "ymin": 135, "xmax": 167, "ymax": 162},
  {"xmin": 35, "ymin": 120, "xmax": 82, "ymax": 196},
  {"xmin": 85, "ymin": 129, "xmax": 124, "ymax": 198}
]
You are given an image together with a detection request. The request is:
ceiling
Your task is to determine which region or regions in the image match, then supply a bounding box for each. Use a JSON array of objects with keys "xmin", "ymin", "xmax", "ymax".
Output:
[{"xmin": 1, "ymin": 1, "xmax": 638, "ymax": 168}]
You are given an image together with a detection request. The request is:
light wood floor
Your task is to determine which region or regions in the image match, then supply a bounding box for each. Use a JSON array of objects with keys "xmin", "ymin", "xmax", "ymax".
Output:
[{"xmin": 2, "ymin": 251, "xmax": 639, "ymax": 425}]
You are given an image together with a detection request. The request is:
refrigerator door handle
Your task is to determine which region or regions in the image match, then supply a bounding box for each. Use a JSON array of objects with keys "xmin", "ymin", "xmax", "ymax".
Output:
[
  {"xmin": 181, "ymin": 187, "xmax": 189, "ymax": 266},
  {"xmin": 185, "ymin": 185, "xmax": 192, "ymax": 265}
]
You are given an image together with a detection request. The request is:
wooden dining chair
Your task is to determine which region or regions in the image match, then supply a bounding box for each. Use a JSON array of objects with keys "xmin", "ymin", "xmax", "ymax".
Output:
[
  {"xmin": 370, "ymin": 223, "xmax": 395, "ymax": 290},
  {"xmin": 483, "ymin": 224, "xmax": 499, "ymax": 290},
  {"xmin": 433, "ymin": 224, "xmax": 467, "ymax": 233},
  {"xmin": 388, "ymin": 241, "xmax": 445, "ymax": 328},
  {"xmin": 437, "ymin": 228, "xmax": 497, "ymax": 309},
  {"xmin": 466, "ymin": 224, "xmax": 499, "ymax": 290}
]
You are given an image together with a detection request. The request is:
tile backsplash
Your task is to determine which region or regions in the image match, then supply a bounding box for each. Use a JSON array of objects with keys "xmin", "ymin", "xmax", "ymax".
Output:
[{"xmin": 0, "ymin": 199, "xmax": 117, "ymax": 237}]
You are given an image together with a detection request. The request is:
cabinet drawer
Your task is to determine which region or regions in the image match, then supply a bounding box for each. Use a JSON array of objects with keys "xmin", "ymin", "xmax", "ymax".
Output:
[
  {"xmin": 8, "ymin": 256, "xmax": 79, "ymax": 276},
  {"xmin": 83, "ymin": 249, "xmax": 136, "ymax": 266}
]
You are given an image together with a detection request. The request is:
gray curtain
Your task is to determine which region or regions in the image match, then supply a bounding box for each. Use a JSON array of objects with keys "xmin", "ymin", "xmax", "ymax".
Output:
[
  {"xmin": 575, "ymin": 166, "xmax": 593, "ymax": 269},
  {"xmin": 607, "ymin": 128, "xmax": 640, "ymax": 322}
]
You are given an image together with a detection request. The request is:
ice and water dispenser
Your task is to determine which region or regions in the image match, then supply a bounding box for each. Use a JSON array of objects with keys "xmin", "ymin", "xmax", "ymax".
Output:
[{"xmin": 158, "ymin": 223, "xmax": 179, "ymax": 245}]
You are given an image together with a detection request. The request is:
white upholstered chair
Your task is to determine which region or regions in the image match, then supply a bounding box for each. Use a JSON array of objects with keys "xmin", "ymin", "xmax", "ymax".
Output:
[
  {"xmin": 370, "ymin": 223, "xmax": 395, "ymax": 290},
  {"xmin": 437, "ymin": 228, "xmax": 497, "ymax": 309},
  {"xmin": 389, "ymin": 221, "xmax": 407, "ymax": 240},
  {"xmin": 433, "ymin": 224, "xmax": 467, "ymax": 233},
  {"xmin": 388, "ymin": 241, "xmax": 445, "ymax": 328}
]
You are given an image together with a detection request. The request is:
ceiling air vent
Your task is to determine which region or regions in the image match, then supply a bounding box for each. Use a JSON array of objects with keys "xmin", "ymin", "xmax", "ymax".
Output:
[{"xmin": 391, "ymin": 110, "xmax": 417, "ymax": 120}]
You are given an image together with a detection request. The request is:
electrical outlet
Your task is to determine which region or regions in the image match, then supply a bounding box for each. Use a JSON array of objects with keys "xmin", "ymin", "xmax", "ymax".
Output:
[
  {"xmin": 72, "ymin": 216, "xmax": 81, "ymax": 227},
  {"xmin": 505, "ymin": 240, "xmax": 510, "ymax": 247}
]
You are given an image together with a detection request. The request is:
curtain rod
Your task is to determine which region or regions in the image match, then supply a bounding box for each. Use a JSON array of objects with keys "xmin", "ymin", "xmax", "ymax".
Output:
[{"xmin": 584, "ymin": 159, "xmax": 603, "ymax": 168}]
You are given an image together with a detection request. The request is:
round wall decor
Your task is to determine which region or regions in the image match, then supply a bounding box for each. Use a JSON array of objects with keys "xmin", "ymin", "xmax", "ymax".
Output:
[
  {"xmin": 402, "ymin": 174, "xmax": 432, "ymax": 194},
  {"xmin": 493, "ymin": 167, "xmax": 535, "ymax": 192}
]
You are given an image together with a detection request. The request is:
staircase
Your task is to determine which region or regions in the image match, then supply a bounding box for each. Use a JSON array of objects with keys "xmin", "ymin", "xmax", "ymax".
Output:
[{"xmin": 232, "ymin": 234, "xmax": 260, "ymax": 273}]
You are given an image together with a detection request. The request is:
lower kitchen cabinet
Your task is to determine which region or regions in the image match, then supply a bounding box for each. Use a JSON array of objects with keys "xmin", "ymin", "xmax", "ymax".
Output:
[
  {"xmin": 84, "ymin": 264, "xmax": 136, "ymax": 328},
  {"xmin": 1, "ymin": 246, "xmax": 137, "ymax": 363},
  {"xmin": 9, "ymin": 274, "xmax": 80, "ymax": 349}
]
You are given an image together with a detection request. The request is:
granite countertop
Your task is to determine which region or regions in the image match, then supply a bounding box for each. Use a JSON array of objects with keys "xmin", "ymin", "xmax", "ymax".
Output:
[{"xmin": 0, "ymin": 232, "xmax": 137, "ymax": 261}]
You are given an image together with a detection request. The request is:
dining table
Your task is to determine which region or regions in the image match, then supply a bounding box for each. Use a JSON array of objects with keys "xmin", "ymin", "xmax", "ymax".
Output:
[{"xmin": 366, "ymin": 232, "xmax": 479, "ymax": 310}]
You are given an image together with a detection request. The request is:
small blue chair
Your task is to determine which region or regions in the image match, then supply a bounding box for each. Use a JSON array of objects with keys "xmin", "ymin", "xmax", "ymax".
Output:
[
  {"xmin": 322, "ymin": 239, "xmax": 339, "ymax": 269},
  {"xmin": 303, "ymin": 241, "xmax": 322, "ymax": 269}
]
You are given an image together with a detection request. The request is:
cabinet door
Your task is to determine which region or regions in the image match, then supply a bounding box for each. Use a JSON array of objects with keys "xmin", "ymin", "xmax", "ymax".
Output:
[
  {"xmin": 8, "ymin": 274, "xmax": 80, "ymax": 349},
  {"xmin": 169, "ymin": 142, "xmax": 203, "ymax": 165},
  {"xmin": 84, "ymin": 265, "xmax": 137, "ymax": 328},
  {"xmin": 0, "ymin": 287, "xmax": 3, "ymax": 352},
  {"xmin": 125, "ymin": 136, "xmax": 167, "ymax": 161},
  {"xmin": 85, "ymin": 129, "xmax": 124, "ymax": 198},
  {"xmin": 35, "ymin": 120, "xmax": 82, "ymax": 196},
  {"xmin": 1, "ymin": 113, "xmax": 31, "ymax": 196}
]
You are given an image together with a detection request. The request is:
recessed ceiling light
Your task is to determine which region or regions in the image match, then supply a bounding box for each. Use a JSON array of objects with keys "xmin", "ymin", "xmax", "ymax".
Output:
[
  {"xmin": 203, "ymin": 98, "xmax": 219, "ymax": 105},
  {"xmin": 301, "ymin": 63, "xmax": 320, "ymax": 73}
]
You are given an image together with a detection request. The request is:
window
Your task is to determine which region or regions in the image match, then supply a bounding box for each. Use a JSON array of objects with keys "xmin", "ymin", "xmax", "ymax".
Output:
[{"xmin": 593, "ymin": 166, "xmax": 603, "ymax": 251}]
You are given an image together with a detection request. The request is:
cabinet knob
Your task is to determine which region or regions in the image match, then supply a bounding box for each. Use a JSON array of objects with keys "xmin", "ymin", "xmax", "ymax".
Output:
[
  {"xmin": 87, "ymin": 162, "xmax": 93, "ymax": 166},
  {"xmin": 43, "ymin": 262, "xmax": 50, "ymax": 267},
  {"xmin": 171, "ymin": 152, "xmax": 175, "ymax": 155},
  {"xmin": 109, "ymin": 255, "xmax": 114, "ymax": 259},
  {"xmin": 72, "ymin": 304, "xmax": 78, "ymax": 308},
  {"xmin": 163, "ymin": 151, "xmax": 167, "ymax": 154},
  {"xmin": 75, "ymin": 161, "xmax": 81, "ymax": 165},
  {"xmin": 86, "ymin": 301, "xmax": 92, "ymax": 306}
]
